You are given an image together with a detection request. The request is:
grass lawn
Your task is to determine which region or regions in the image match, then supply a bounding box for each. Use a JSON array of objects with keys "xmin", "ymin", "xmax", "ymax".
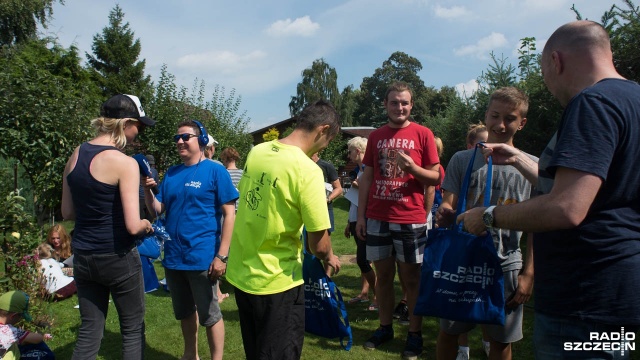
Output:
[{"xmin": 47, "ymin": 198, "xmax": 540, "ymax": 359}]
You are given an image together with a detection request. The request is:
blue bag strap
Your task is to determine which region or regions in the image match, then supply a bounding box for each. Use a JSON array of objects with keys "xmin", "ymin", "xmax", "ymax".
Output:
[
  {"xmin": 455, "ymin": 143, "xmax": 493, "ymax": 228},
  {"xmin": 331, "ymin": 281, "xmax": 353, "ymax": 350}
]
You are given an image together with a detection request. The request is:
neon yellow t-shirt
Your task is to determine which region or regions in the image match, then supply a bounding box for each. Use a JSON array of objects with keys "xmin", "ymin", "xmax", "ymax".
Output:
[{"xmin": 226, "ymin": 140, "xmax": 331, "ymax": 295}]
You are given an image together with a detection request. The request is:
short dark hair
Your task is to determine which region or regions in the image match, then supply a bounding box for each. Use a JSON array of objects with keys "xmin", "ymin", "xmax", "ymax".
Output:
[
  {"xmin": 177, "ymin": 120, "xmax": 203, "ymax": 136},
  {"xmin": 294, "ymin": 100, "xmax": 340, "ymax": 138},
  {"xmin": 220, "ymin": 147, "xmax": 240, "ymax": 163}
]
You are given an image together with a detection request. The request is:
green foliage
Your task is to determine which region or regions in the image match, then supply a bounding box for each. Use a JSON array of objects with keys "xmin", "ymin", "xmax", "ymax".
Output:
[
  {"xmin": 0, "ymin": 191, "xmax": 52, "ymax": 332},
  {"xmin": 355, "ymin": 51, "xmax": 429, "ymax": 126},
  {"xmin": 262, "ymin": 128, "xmax": 279, "ymax": 142},
  {"xmin": 0, "ymin": 39, "xmax": 101, "ymax": 220},
  {"xmin": 319, "ymin": 132, "xmax": 347, "ymax": 168},
  {"xmin": 609, "ymin": 0, "xmax": 640, "ymax": 83},
  {"xmin": 289, "ymin": 58, "xmax": 341, "ymax": 117},
  {"xmin": 86, "ymin": 5, "xmax": 152, "ymax": 100},
  {"xmin": 143, "ymin": 68, "xmax": 253, "ymax": 172},
  {"xmin": 0, "ymin": 0, "xmax": 61, "ymax": 46}
]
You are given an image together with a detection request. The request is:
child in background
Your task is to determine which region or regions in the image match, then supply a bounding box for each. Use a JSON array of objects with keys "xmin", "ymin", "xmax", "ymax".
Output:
[
  {"xmin": 0, "ymin": 291, "xmax": 54, "ymax": 359},
  {"xmin": 37, "ymin": 244, "xmax": 77, "ymax": 301}
]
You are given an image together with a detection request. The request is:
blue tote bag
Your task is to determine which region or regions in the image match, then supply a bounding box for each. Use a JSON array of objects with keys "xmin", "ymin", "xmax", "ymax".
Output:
[
  {"xmin": 302, "ymin": 231, "xmax": 353, "ymax": 351},
  {"xmin": 414, "ymin": 145, "xmax": 505, "ymax": 325}
]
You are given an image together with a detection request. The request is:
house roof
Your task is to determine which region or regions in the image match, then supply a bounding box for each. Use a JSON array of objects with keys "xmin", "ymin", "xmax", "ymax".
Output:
[{"xmin": 341, "ymin": 127, "xmax": 376, "ymax": 138}]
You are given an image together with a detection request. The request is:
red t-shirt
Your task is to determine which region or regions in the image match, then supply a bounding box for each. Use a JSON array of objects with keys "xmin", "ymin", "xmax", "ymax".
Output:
[{"xmin": 363, "ymin": 122, "xmax": 439, "ymax": 224}]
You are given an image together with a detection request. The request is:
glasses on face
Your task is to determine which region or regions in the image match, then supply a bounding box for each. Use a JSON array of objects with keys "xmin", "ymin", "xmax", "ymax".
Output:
[
  {"xmin": 131, "ymin": 121, "xmax": 145, "ymax": 134},
  {"xmin": 173, "ymin": 134, "xmax": 198, "ymax": 143}
]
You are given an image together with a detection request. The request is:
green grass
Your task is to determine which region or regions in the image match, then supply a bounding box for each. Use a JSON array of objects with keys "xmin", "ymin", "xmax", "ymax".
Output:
[{"xmin": 46, "ymin": 198, "xmax": 539, "ymax": 359}]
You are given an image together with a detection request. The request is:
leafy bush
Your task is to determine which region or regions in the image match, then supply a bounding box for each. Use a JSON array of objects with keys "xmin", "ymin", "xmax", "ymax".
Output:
[{"xmin": 0, "ymin": 191, "xmax": 53, "ymax": 331}]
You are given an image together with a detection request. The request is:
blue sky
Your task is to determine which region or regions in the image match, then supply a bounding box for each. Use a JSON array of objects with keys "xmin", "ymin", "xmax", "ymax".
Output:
[{"xmin": 45, "ymin": 0, "xmax": 618, "ymax": 131}]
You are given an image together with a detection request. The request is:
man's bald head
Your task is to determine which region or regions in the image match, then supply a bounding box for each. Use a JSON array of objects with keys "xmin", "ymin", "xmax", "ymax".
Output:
[{"xmin": 543, "ymin": 20, "xmax": 611, "ymax": 58}]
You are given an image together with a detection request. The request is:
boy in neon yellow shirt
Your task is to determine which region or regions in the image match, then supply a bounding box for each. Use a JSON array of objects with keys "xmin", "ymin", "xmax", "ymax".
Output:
[{"xmin": 227, "ymin": 100, "xmax": 342, "ymax": 359}]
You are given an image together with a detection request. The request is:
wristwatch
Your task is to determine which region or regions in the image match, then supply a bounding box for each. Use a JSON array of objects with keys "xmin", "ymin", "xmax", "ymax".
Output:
[
  {"xmin": 483, "ymin": 206, "xmax": 497, "ymax": 229},
  {"xmin": 216, "ymin": 254, "xmax": 229, "ymax": 263}
]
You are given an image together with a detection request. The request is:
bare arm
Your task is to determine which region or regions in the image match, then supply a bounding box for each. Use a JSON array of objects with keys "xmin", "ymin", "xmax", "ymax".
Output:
[
  {"xmin": 61, "ymin": 146, "xmax": 80, "ymax": 220},
  {"xmin": 328, "ymin": 178, "xmax": 342, "ymax": 202},
  {"xmin": 483, "ymin": 143, "xmax": 538, "ymax": 186},
  {"xmin": 307, "ymin": 229, "xmax": 341, "ymax": 274},
  {"xmin": 142, "ymin": 177, "xmax": 165, "ymax": 218},
  {"xmin": 396, "ymin": 152, "xmax": 441, "ymax": 186},
  {"xmin": 458, "ymin": 167, "xmax": 602, "ymax": 234},
  {"xmin": 209, "ymin": 202, "xmax": 236, "ymax": 278},
  {"xmin": 119, "ymin": 157, "xmax": 152, "ymax": 236},
  {"xmin": 356, "ymin": 166, "xmax": 374, "ymax": 240},
  {"xmin": 20, "ymin": 331, "xmax": 45, "ymax": 345},
  {"xmin": 507, "ymin": 234, "xmax": 534, "ymax": 309},
  {"xmin": 424, "ymin": 185, "xmax": 435, "ymax": 221},
  {"xmin": 436, "ymin": 190, "xmax": 458, "ymax": 228}
]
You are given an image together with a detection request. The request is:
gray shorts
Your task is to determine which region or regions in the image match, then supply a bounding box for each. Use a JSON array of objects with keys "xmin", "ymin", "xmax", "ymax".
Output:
[
  {"xmin": 365, "ymin": 219, "xmax": 428, "ymax": 264},
  {"xmin": 439, "ymin": 269, "xmax": 523, "ymax": 343},
  {"xmin": 165, "ymin": 268, "xmax": 222, "ymax": 327}
]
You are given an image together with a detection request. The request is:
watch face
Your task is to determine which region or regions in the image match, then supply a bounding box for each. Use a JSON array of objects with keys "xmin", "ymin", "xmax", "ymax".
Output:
[{"xmin": 483, "ymin": 211, "xmax": 493, "ymax": 227}]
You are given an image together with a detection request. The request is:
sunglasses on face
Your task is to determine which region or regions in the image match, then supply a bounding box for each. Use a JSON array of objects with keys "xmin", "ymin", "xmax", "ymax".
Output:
[
  {"xmin": 131, "ymin": 121, "xmax": 145, "ymax": 134},
  {"xmin": 173, "ymin": 133, "xmax": 198, "ymax": 143}
]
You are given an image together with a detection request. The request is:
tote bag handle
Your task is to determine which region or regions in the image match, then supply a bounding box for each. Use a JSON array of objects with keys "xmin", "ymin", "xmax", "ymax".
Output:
[{"xmin": 455, "ymin": 143, "xmax": 492, "ymax": 231}]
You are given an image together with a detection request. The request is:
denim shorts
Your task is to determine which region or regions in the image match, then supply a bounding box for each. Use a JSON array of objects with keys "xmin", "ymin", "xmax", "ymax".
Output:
[{"xmin": 534, "ymin": 312, "xmax": 637, "ymax": 359}]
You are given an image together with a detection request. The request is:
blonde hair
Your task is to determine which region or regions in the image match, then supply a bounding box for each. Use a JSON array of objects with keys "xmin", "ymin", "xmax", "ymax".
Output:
[
  {"xmin": 90, "ymin": 117, "xmax": 137, "ymax": 150},
  {"xmin": 347, "ymin": 136, "xmax": 367, "ymax": 153},
  {"xmin": 489, "ymin": 87, "xmax": 529, "ymax": 118},
  {"xmin": 47, "ymin": 224, "xmax": 72, "ymax": 260},
  {"xmin": 466, "ymin": 123, "xmax": 487, "ymax": 148},
  {"xmin": 37, "ymin": 243, "xmax": 54, "ymax": 260},
  {"xmin": 434, "ymin": 136, "xmax": 444, "ymax": 157}
]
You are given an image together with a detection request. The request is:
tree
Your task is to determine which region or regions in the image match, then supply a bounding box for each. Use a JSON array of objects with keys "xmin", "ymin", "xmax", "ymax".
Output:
[
  {"xmin": 608, "ymin": 0, "xmax": 640, "ymax": 83},
  {"xmin": 337, "ymin": 85, "xmax": 358, "ymax": 127},
  {"xmin": 0, "ymin": 0, "xmax": 61, "ymax": 46},
  {"xmin": 143, "ymin": 67, "xmax": 253, "ymax": 171},
  {"xmin": 289, "ymin": 58, "xmax": 340, "ymax": 117},
  {"xmin": 86, "ymin": 4, "xmax": 152, "ymax": 100},
  {"xmin": 0, "ymin": 39, "xmax": 101, "ymax": 221},
  {"xmin": 354, "ymin": 51, "xmax": 429, "ymax": 126}
]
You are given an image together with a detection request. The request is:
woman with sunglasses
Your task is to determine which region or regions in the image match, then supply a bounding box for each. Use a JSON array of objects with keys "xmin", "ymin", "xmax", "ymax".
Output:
[{"xmin": 62, "ymin": 94, "xmax": 155, "ymax": 360}]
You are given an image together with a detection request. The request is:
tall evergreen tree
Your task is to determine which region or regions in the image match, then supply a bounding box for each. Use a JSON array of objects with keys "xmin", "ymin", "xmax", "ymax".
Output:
[{"xmin": 87, "ymin": 4, "xmax": 152, "ymax": 99}]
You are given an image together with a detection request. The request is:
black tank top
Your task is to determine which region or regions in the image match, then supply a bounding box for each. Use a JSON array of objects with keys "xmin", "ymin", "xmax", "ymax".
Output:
[{"xmin": 67, "ymin": 142, "xmax": 134, "ymax": 253}]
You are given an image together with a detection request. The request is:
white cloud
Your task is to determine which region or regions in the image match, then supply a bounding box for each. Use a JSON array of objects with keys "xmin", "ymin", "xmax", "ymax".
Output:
[
  {"xmin": 176, "ymin": 50, "xmax": 267, "ymax": 74},
  {"xmin": 266, "ymin": 16, "xmax": 320, "ymax": 37},
  {"xmin": 455, "ymin": 79, "xmax": 479, "ymax": 98},
  {"xmin": 454, "ymin": 32, "xmax": 508, "ymax": 59},
  {"xmin": 434, "ymin": 5, "xmax": 470, "ymax": 19}
]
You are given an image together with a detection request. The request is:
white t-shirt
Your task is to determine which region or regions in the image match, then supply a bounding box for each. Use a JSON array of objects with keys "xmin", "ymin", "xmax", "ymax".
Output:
[{"xmin": 39, "ymin": 258, "xmax": 74, "ymax": 293}]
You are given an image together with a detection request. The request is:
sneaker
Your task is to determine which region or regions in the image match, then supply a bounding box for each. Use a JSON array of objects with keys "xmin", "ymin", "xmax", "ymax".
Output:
[
  {"xmin": 401, "ymin": 333, "xmax": 423, "ymax": 360},
  {"xmin": 456, "ymin": 349, "xmax": 470, "ymax": 360},
  {"xmin": 393, "ymin": 300, "xmax": 408, "ymax": 319},
  {"xmin": 483, "ymin": 341, "xmax": 491, "ymax": 357},
  {"xmin": 398, "ymin": 304, "xmax": 410, "ymax": 325},
  {"xmin": 363, "ymin": 326, "xmax": 394, "ymax": 350}
]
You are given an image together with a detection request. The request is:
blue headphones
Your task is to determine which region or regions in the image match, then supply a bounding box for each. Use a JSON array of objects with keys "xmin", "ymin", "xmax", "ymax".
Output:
[{"xmin": 192, "ymin": 120, "xmax": 209, "ymax": 147}]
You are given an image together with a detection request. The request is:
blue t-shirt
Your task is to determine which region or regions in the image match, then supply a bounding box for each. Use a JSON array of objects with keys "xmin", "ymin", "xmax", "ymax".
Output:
[
  {"xmin": 157, "ymin": 159, "xmax": 239, "ymax": 270},
  {"xmin": 534, "ymin": 78, "xmax": 640, "ymax": 325}
]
